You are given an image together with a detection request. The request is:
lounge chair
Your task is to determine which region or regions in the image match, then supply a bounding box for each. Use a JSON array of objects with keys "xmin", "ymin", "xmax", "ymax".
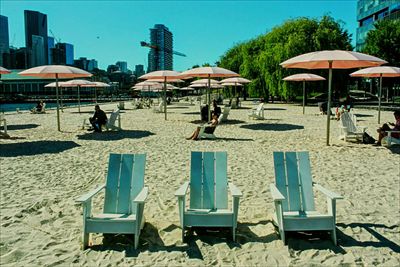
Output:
[
  {"xmin": 153, "ymin": 101, "xmax": 164, "ymax": 113},
  {"xmin": 381, "ymin": 131, "xmax": 400, "ymax": 147},
  {"xmin": 75, "ymin": 153, "xmax": 148, "ymax": 249},
  {"xmin": 198, "ymin": 124, "xmax": 217, "ymax": 140},
  {"xmin": 0, "ymin": 113, "xmax": 7, "ymax": 135},
  {"xmin": 175, "ymin": 151, "xmax": 242, "ymax": 241},
  {"xmin": 248, "ymin": 103, "xmax": 264, "ymax": 120},
  {"xmin": 270, "ymin": 151, "xmax": 343, "ymax": 245},
  {"xmin": 338, "ymin": 111, "xmax": 366, "ymax": 142},
  {"xmin": 105, "ymin": 109, "xmax": 121, "ymax": 131}
]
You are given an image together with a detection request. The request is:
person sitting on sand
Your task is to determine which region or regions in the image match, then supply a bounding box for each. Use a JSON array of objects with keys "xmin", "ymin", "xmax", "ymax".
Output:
[
  {"xmin": 375, "ymin": 110, "xmax": 400, "ymax": 146},
  {"xmin": 88, "ymin": 105, "xmax": 108, "ymax": 132},
  {"xmin": 212, "ymin": 100, "xmax": 221, "ymax": 118},
  {"xmin": 186, "ymin": 113, "xmax": 219, "ymax": 140},
  {"xmin": 31, "ymin": 100, "xmax": 44, "ymax": 113}
]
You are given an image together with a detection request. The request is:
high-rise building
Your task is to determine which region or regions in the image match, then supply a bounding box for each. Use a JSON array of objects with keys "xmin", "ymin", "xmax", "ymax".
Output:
[
  {"xmin": 51, "ymin": 43, "xmax": 74, "ymax": 65},
  {"xmin": 356, "ymin": 0, "xmax": 400, "ymax": 51},
  {"xmin": 0, "ymin": 15, "xmax": 10, "ymax": 67},
  {"xmin": 116, "ymin": 61, "xmax": 128, "ymax": 73},
  {"xmin": 24, "ymin": 10, "xmax": 48, "ymax": 67},
  {"xmin": 74, "ymin": 57, "xmax": 97, "ymax": 71},
  {"xmin": 147, "ymin": 24, "xmax": 173, "ymax": 72},
  {"xmin": 48, "ymin": 36, "xmax": 55, "ymax": 65},
  {"xmin": 134, "ymin": 64, "xmax": 145, "ymax": 77}
]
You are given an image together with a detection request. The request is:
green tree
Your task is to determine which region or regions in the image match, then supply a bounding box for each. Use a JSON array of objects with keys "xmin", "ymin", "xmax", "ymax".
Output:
[{"xmin": 362, "ymin": 19, "xmax": 400, "ymax": 66}]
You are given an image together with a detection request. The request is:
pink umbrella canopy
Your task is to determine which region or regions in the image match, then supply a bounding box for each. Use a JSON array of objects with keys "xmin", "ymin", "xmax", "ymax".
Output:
[
  {"xmin": 283, "ymin": 73, "xmax": 325, "ymax": 115},
  {"xmin": 350, "ymin": 66, "xmax": 400, "ymax": 124},
  {"xmin": 19, "ymin": 65, "xmax": 92, "ymax": 131},
  {"xmin": 191, "ymin": 78, "xmax": 220, "ymax": 85},
  {"xmin": 62, "ymin": 80, "xmax": 95, "ymax": 113},
  {"xmin": 220, "ymin": 77, "xmax": 251, "ymax": 83},
  {"xmin": 221, "ymin": 82, "xmax": 243, "ymax": 86},
  {"xmin": 181, "ymin": 67, "xmax": 239, "ymax": 120},
  {"xmin": 139, "ymin": 70, "xmax": 182, "ymax": 120},
  {"xmin": 0, "ymin": 66, "xmax": 11, "ymax": 74},
  {"xmin": 280, "ymin": 50, "xmax": 386, "ymax": 146},
  {"xmin": 147, "ymin": 78, "xmax": 184, "ymax": 83}
]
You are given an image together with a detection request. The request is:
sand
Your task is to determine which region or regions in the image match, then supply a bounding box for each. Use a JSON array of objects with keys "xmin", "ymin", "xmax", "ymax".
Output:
[{"xmin": 0, "ymin": 100, "xmax": 399, "ymax": 266}]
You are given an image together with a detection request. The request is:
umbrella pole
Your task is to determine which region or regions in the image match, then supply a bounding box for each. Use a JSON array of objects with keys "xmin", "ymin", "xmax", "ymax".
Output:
[
  {"xmin": 164, "ymin": 77, "xmax": 167, "ymax": 120},
  {"xmin": 55, "ymin": 73, "xmax": 61, "ymax": 131},
  {"xmin": 302, "ymin": 80, "xmax": 306, "ymax": 115},
  {"xmin": 378, "ymin": 73, "xmax": 382, "ymax": 124},
  {"xmin": 95, "ymin": 87, "xmax": 97, "ymax": 103},
  {"xmin": 326, "ymin": 61, "xmax": 333, "ymax": 146},
  {"xmin": 78, "ymin": 85, "xmax": 81, "ymax": 113},
  {"xmin": 208, "ymin": 75, "xmax": 211, "ymax": 121}
]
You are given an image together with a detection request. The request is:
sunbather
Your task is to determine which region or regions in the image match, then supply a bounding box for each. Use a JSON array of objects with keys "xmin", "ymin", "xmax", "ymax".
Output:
[
  {"xmin": 186, "ymin": 113, "xmax": 219, "ymax": 140},
  {"xmin": 375, "ymin": 110, "xmax": 400, "ymax": 146}
]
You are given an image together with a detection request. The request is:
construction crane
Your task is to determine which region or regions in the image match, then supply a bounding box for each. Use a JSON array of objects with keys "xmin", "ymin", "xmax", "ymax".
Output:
[
  {"xmin": 140, "ymin": 41, "xmax": 186, "ymax": 57},
  {"xmin": 49, "ymin": 29, "xmax": 61, "ymax": 44}
]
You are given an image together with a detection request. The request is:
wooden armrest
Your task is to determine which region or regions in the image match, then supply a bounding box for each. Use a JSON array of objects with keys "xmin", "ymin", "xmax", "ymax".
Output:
[
  {"xmin": 175, "ymin": 181, "xmax": 189, "ymax": 197},
  {"xmin": 134, "ymin": 187, "xmax": 149, "ymax": 203},
  {"xmin": 229, "ymin": 182, "xmax": 242, "ymax": 197},
  {"xmin": 314, "ymin": 183, "xmax": 343, "ymax": 200},
  {"xmin": 75, "ymin": 183, "xmax": 106, "ymax": 203},
  {"xmin": 270, "ymin": 184, "xmax": 285, "ymax": 201}
]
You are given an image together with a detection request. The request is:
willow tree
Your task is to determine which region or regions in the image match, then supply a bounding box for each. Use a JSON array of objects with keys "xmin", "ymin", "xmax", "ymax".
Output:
[{"xmin": 219, "ymin": 15, "xmax": 352, "ymax": 100}]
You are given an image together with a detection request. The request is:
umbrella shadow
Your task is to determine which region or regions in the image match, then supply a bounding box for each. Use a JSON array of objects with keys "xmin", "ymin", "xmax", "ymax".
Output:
[
  {"xmin": 240, "ymin": 123, "xmax": 304, "ymax": 131},
  {"xmin": 220, "ymin": 119, "xmax": 246, "ymax": 125},
  {"xmin": 1, "ymin": 124, "xmax": 40, "ymax": 130},
  {"xmin": 76, "ymin": 130, "xmax": 154, "ymax": 141},
  {"xmin": 353, "ymin": 113, "xmax": 373, "ymax": 118},
  {"xmin": 265, "ymin": 107, "xmax": 287, "ymax": 111},
  {"xmin": 0, "ymin": 140, "xmax": 80, "ymax": 157},
  {"xmin": 182, "ymin": 112, "xmax": 200, "ymax": 115},
  {"xmin": 215, "ymin": 137, "xmax": 254, "ymax": 141},
  {"xmin": 70, "ymin": 111, "xmax": 95, "ymax": 114},
  {"xmin": 168, "ymin": 106, "xmax": 189, "ymax": 109},
  {"xmin": 336, "ymin": 222, "xmax": 400, "ymax": 253}
]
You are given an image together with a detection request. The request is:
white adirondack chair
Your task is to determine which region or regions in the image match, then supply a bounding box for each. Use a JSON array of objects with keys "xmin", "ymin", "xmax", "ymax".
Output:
[
  {"xmin": 175, "ymin": 151, "xmax": 242, "ymax": 241},
  {"xmin": 218, "ymin": 106, "xmax": 231, "ymax": 122},
  {"xmin": 153, "ymin": 101, "xmax": 164, "ymax": 113},
  {"xmin": 0, "ymin": 113, "xmax": 7, "ymax": 135},
  {"xmin": 248, "ymin": 103, "xmax": 265, "ymax": 120},
  {"xmin": 75, "ymin": 153, "xmax": 148, "ymax": 249},
  {"xmin": 381, "ymin": 131, "xmax": 400, "ymax": 147},
  {"xmin": 338, "ymin": 111, "xmax": 366, "ymax": 142},
  {"xmin": 105, "ymin": 109, "xmax": 121, "ymax": 131},
  {"xmin": 270, "ymin": 151, "xmax": 343, "ymax": 245}
]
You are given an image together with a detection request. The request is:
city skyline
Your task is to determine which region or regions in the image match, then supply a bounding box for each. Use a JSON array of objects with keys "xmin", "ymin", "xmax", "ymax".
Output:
[{"xmin": 1, "ymin": 1, "xmax": 358, "ymax": 71}]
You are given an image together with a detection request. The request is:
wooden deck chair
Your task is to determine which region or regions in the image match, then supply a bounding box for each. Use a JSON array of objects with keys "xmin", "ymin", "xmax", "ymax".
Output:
[
  {"xmin": 75, "ymin": 153, "xmax": 148, "ymax": 249},
  {"xmin": 175, "ymin": 151, "xmax": 242, "ymax": 241},
  {"xmin": 105, "ymin": 109, "xmax": 121, "ymax": 131},
  {"xmin": 0, "ymin": 113, "xmax": 7, "ymax": 135},
  {"xmin": 382, "ymin": 131, "xmax": 400, "ymax": 147},
  {"xmin": 270, "ymin": 151, "xmax": 343, "ymax": 245},
  {"xmin": 248, "ymin": 103, "xmax": 264, "ymax": 120},
  {"xmin": 219, "ymin": 106, "xmax": 231, "ymax": 122},
  {"xmin": 338, "ymin": 111, "xmax": 366, "ymax": 142}
]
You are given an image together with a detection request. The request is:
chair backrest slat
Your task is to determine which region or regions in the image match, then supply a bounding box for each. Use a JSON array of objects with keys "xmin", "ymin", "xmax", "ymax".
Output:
[
  {"xmin": 190, "ymin": 152, "xmax": 203, "ymax": 209},
  {"xmin": 103, "ymin": 153, "xmax": 145, "ymax": 214},
  {"xmin": 285, "ymin": 152, "xmax": 301, "ymax": 211},
  {"xmin": 297, "ymin": 152, "xmax": 315, "ymax": 211},
  {"xmin": 190, "ymin": 151, "xmax": 228, "ymax": 210},
  {"xmin": 273, "ymin": 152, "xmax": 289, "ymax": 211},
  {"xmin": 108, "ymin": 110, "xmax": 119, "ymax": 126},
  {"xmin": 341, "ymin": 112, "xmax": 357, "ymax": 133}
]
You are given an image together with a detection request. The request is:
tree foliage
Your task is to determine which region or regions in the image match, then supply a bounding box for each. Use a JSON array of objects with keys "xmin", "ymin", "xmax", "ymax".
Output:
[
  {"xmin": 362, "ymin": 19, "xmax": 400, "ymax": 67},
  {"xmin": 218, "ymin": 16, "xmax": 352, "ymax": 100}
]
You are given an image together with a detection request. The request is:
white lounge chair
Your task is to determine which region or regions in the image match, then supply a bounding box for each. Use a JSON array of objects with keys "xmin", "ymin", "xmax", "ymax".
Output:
[
  {"xmin": 0, "ymin": 113, "xmax": 7, "ymax": 135},
  {"xmin": 105, "ymin": 109, "xmax": 121, "ymax": 131},
  {"xmin": 218, "ymin": 106, "xmax": 231, "ymax": 122},
  {"xmin": 381, "ymin": 131, "xmax": 400, "ymax": 147},
  {"xmin": 338, "ymin": 111, "xmax": 366, "ymax": 142},
  {"xmin": 153, "ymin": 101, "xmax": 164, "ymax": 113},
  {"xmin": 248, "ymin": 103, "xmax": 264, "ymax": 120}
]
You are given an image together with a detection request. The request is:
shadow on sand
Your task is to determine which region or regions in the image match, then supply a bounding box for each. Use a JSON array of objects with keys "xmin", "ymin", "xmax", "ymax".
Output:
[
  {"xmin": 265, "ymin": 107, "xmax": 287, "ymax": 111},
  {"xmin": 240, "ymin": 123, "xmax": 304, "ymax": 131},
  {"xmin": 0, "ymin": 140, "xmax": 80, "ymax": 157},
  {"xmin": 1, "ymin": 124, "xmax": 40, "ymax": 130},
  {"xmin": 76, "ymin": 130, "xmax": 154, "ymax": 141}
]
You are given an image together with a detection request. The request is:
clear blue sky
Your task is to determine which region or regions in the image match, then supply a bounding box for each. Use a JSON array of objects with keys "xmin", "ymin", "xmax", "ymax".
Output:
[{"xmin": 1, "ymin": 0, "xmax": 358, "ymax": 71}]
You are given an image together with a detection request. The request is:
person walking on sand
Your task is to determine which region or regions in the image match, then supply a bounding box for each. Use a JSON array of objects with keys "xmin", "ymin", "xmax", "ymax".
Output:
[{"xmin": 88, "ymin": 105, "xmax": 108, "ymax": 132}]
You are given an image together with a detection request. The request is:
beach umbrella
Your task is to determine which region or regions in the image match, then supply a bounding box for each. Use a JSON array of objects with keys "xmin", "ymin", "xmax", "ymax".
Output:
[
  {"xmin": 81, "ymin": 81, "xmax": 110, "ymax": 103},
  {"xmin": 280, "ymin": 50, "xmax": 386, "ymax": 145},
  {"xmin": 0, "ymin": 66, "xmax": 11, "ymax": 74},
  {"xmin": 220, "ymin": 77, "xmax": 251, "ymax": 99},
  {"xmin": 181, "ymin": 67, "xmax": 239, "ymax": 120},
  {"xmin": 139, "ymin": 70, "xmax": 182, "ymax": 120},
  {"xmin": 191, "ymin": 78, "xmax": 220, "ymax": 85},
  {"xmin": 283, "ymin": 73, "xmax": 326, "ymax": 115},
  {"xmin": 62, "ymin": 79, "xmax": 94, "ymax": 113},
  {"xmin": 350, "ymin": 66, "xmax": 400, "ymax": 124},
  {"xmin": 19, "ymin": 65, "xmax": 92, "ymax": 131}
]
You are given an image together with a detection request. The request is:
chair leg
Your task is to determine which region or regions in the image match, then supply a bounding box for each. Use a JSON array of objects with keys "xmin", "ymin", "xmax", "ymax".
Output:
[
  {"xmin": 232, "ymin": 227, "xmax": 236, "ymax": 242},
  {"xmin": 331, "ymin": 228, "xmax": 337, "ymax": 245},
  {"xmin": 181, "ymin": 227, "xmax": 185, "ymax": 242},
  {"xmin": 134, "ymin": 234, "xmax": 139, "ymax": 249},
  {"xmin": 280, "ymin": 229, "xmax": 286, "ymax": 245},
  {"xmin": 82, "ymin": 232, "xmax": 89, "ymax": 250}
]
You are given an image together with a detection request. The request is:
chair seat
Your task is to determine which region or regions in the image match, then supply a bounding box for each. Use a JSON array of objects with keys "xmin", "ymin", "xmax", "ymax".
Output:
[
  {"xmin": 89, "ymin": 213, "xmax": 137, "ymax": 222},
  {"xmin": 186, "ymin": 208, "xmax": 232, "ymax": 215},
  {"xmin": 283, "ymin": 210, "xmax": 331, "ymax": 218}
]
